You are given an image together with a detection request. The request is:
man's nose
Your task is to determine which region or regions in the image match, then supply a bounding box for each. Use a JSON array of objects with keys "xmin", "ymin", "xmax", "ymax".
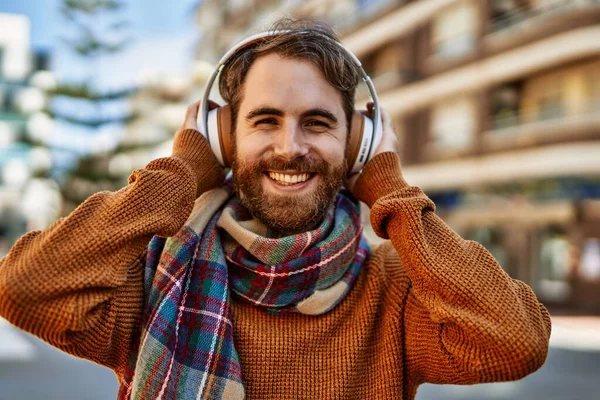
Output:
[{"xmin": 273, "ymin": 122, "xmax": 309, "ymax": 159}]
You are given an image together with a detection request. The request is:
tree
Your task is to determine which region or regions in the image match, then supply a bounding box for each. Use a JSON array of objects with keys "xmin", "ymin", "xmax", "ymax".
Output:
[{"xmin": 50, "ymin": 0, "xmax": 137, "ymax": 209}]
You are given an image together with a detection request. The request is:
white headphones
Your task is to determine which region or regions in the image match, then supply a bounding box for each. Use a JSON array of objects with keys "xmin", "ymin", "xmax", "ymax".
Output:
[{"xmin": 198, "ymin": 30, "xmax": 383, "ymax": 174}]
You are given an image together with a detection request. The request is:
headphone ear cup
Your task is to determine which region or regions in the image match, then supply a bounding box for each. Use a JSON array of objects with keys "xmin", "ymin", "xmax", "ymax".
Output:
[
  {"xmin": 206, "ymin": 104, "xmax": 233, "ymax": 167},
  {"xmin": 348, "ymin": 111, "xmax": 374, "ymax": 174},
  {"xmin": 217, "ymin": 105, "xmax": 233, "ymax": 167}
]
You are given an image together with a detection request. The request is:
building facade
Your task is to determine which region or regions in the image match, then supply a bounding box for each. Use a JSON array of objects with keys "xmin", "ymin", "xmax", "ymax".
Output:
[{"xmin": 195, "ymin": 0, "xmax": 600, "ymax": 313}]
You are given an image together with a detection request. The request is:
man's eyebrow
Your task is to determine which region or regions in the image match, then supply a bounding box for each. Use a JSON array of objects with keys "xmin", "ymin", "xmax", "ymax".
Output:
[
  {"xmin": 245, "ymin": 107, "xmax": 284, "ymax": 120},
  {"xmin": 245, "ymin": 107, "xmax": 339, "ymax": 124},
  {"xmin": 300, "ymin": 108, "xmax": 338, "ymax": 124}
]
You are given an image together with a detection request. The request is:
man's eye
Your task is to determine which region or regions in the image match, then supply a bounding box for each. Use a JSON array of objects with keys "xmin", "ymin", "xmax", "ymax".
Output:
[
  {"xmin": 305, "ymin": 120, "xmax": 330, "ymax": 132},
  {"xmin": 256, "ymin": 118, "xmax": 277, "ymax": 126}
]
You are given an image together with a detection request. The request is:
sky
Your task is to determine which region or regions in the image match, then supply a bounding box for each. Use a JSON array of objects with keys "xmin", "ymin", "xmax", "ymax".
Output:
[
  {"xmin": 0, "ymin": 0, "xmax": 200, "ymax": 50},
  {"xmin": 0, "ymin": 0, "xmax": 203, "ymax": 155},
  {"xmin": 0, "ymin": 0, "xmax": 202, "ymax": 86}
]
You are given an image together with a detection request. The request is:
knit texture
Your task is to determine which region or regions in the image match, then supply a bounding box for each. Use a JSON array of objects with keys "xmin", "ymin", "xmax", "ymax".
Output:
[
  {"xmin": 124, "ymin": 183, "xmax": 368, "ymax": 399},
  {"xmin": 0, "ymin": 130, "xmax": 552, "ymax": 399}
]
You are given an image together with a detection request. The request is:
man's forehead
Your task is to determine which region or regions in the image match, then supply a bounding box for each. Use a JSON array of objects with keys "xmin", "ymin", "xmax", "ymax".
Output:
[{"xmin": 241, "ymin": 59, "xmax": 343, "ymax": 112}]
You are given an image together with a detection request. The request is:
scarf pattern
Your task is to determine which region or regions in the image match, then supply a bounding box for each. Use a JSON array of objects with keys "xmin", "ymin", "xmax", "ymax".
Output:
[{"xmin": 118, "ymin": 185, "xmax": 369, "ymax": 399}]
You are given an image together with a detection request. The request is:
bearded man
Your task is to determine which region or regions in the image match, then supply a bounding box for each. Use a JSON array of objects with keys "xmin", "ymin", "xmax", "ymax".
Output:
[{"xmin": 0, "ymin": 19, "xmax": 550, "ymax": 400}]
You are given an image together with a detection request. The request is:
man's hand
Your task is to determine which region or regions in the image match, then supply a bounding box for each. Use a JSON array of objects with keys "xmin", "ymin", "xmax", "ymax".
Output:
[
  {"xmin": 172, "ymin": 100, "xmax": 227, "ymax": 196},
  {"xmin": 178, "ymin": 100, "xmax": 202, "ymax": 133},
  {"xmin": 345, "ymin": 103, "xmax": 398, "ymax": 192}
]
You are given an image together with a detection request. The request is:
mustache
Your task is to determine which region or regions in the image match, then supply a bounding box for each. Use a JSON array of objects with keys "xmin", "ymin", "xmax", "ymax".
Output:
[{"xmin": 255, "ymin": 155, "xmax": 331, "ymax": 173}]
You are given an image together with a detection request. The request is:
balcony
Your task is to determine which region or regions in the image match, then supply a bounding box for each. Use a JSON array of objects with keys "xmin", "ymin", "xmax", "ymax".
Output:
[
  {"xmin": 341, "ymin": 0, "xmax": 457, "ymax": 58},
  {"xmin": 484, "ymin": 107, "xmax": 600, "ymax": 152},
  {"xmin": 485, "ymin": 0, "xmax": 600, "ymax": 54},
  {"xmin": 380, "ymin": 25, "xmax": 600, "ymax": 118},
  {"xmin": 485, "ymin": 69, "xmax": 600, "ymax": 152},
  {"xmin": 490, "ymin": 0, "xmax": 600, "ymax": 33},
  {"xmin": 431, "ymin": 31, "xmax": 477, "ymax": 61}
]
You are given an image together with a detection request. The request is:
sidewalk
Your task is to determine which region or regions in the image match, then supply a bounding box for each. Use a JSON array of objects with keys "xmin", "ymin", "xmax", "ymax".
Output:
[{"xmin": 0, "ymin": 317, "xmax": 36, "ymax": 361}]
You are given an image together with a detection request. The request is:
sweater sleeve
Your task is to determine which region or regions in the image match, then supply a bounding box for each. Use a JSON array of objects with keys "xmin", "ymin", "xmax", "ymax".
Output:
[
  {"xmin": 353, "ymin": 152, "xmax": 551, "ymax": 385},
  {"xmin": 0, "ymin": 128, "xmax": 224, "ymax": 373}
]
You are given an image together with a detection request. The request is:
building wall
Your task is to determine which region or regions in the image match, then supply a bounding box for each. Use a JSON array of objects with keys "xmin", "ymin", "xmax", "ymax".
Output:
[
  {"xmin": 193, "ymin": 0, "xmax": 600, "ymax": 312},
  {"xmin": 521, "ymin": 59, "xmax": 600, "ymax": 123},
  {"xmin": 0, "ymin": 14, "xmax": 31, "ymax": 81},
  {"xmin": 347, "ymin": 0, "xmax": 600, "ymax": 312}
]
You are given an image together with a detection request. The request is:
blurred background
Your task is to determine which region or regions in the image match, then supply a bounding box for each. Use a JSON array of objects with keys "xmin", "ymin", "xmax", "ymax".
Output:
[{"xmin": 0, "ymin": 0, "xmax": 599, "ymax": 399}]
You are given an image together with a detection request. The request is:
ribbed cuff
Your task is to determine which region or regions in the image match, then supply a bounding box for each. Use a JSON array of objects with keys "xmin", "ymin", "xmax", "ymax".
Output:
[
  {"xmin": 172, "ymin": 128, "xmax": 225, "ymax": 196},
  {"xmin": 353, "ymin": 152, "xmax": 409, "ymax": 208}
]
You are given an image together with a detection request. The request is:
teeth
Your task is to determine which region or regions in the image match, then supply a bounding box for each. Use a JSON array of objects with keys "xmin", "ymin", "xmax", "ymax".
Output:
[{"xmin": 268, "ymin": 172, "xmax": 310, "ymax": 184}]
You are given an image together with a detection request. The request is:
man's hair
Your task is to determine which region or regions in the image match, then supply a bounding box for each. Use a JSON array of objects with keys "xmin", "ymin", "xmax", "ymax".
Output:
[{"xmin": 218, "ymin": 18, "xmax": 362, "ymax": 134}]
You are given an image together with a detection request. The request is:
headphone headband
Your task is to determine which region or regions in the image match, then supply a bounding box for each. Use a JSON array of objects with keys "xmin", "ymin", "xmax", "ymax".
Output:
[{"xmin": 200, "ymin": 30, "xmax": 382, "ymax": 173}]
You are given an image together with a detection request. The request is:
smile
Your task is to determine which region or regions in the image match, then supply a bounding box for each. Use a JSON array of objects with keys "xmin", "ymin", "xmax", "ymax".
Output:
[{"xmin": 266, "ymin": 171, "xmax": 313, "ymax": 186}]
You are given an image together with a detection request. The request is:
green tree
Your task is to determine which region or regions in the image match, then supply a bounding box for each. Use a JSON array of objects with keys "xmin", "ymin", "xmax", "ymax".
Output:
[{"xmin": 51, "ymin": 0, "xmax": 137, "ymax": 209}]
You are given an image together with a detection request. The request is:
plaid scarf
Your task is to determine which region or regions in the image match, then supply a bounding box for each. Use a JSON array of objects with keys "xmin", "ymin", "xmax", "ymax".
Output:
[{"xmin": 118, "ymin": 184, "xmax": 369, "ymax": 400}]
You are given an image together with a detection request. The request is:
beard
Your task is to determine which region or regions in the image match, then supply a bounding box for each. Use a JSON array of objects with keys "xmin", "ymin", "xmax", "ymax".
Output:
[{"xmin": 232, "ymin": 153, "xmax": 346, "ymax": 235}]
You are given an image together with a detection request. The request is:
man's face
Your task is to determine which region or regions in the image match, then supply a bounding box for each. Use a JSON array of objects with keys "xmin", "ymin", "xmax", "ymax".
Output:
[{"xmin": 232, "ymin": 53, "xmax": 348, "ymax": 235}]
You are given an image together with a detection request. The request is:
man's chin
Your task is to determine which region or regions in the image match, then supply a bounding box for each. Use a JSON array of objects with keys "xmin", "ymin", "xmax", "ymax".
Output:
[
  {"xmin": 233, "ymin": 165, "xmax": 345, "ymax": 235},
  {"xmin": 239, "ymin": 183, "xmax": 332, "ymax": 236}
]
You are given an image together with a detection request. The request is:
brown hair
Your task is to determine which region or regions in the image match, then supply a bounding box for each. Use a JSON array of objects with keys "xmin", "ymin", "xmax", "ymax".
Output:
[{"xmin": 218, "ymin": 18, "xmax": 362, "ymax": 134}]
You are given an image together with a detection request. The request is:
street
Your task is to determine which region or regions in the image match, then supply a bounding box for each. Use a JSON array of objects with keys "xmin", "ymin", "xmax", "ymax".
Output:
[{"xmin": 1, "ymin": 317, "xmax": 599, "ymax": 400}]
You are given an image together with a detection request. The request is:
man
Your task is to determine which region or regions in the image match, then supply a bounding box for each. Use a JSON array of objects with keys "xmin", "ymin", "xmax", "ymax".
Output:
[{"xmin": 0, "ymin": 19, "xmax": 550, "ymax": 399}]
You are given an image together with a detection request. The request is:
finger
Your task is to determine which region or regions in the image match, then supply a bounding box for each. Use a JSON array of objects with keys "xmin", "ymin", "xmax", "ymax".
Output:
[
  {"xmin": 380, "ymin": 107, "xmax": 393, "ymax": 127},
  {"xmin": 361, "ymin": 102, "xmax": 374, "ymax": 119},
  {"xmin": 185, "ymin": 100, "xmax": 202, "ymax": 124}
]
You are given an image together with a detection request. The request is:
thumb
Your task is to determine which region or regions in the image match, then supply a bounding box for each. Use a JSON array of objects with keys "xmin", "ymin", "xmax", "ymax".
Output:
[{"xmin": 181, "ymin": 100, "xmax": 202, "ymax": 132}]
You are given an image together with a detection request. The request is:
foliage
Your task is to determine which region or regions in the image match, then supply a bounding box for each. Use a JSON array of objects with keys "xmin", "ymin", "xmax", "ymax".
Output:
[
  {"xmin": 53, "ymin": 0, "xmax": 136, "ymax": 207},
  {"xmin": 47, "ymin": 83, "xmax": 136, "ymax": 101}
]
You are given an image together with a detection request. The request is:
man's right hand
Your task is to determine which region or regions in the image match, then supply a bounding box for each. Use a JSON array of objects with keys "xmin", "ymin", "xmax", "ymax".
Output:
[{"xmin": 173, "ymin": 100, "xmax": 227, "ymax": 197}]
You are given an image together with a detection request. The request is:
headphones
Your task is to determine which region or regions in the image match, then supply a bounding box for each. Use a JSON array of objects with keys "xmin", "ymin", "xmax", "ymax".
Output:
[{"xmin": 199, "ymin": 30, "xmax": 383, "ymax": 174}]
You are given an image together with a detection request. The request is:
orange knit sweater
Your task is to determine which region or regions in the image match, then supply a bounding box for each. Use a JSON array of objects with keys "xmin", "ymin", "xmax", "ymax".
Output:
[{"xmin": 0, "ymin": 129, "xmax": 551, "ymax": 399}]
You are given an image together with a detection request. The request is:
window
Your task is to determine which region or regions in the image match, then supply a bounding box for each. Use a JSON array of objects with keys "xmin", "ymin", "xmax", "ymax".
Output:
[
  {"xmin": 519, "ymin": 73, "xmax": 564, "ymax": 123},
  {"xmin": 537, "ymin": 94, "xmax": 564, "ymax": 121},
  {"xmin": 490, "ymin": 0, "xmax": 531, "ymax": 32},
  {"xmin": 536, "ymin": 226, "xmax": 571, "ymax": 302},
  {"xmin": 432, "ymin": 0, "xmax": 478, "ymax": 59},
  {"xmin": 369, "ymin": 43, "xmax": 409, "ymax": 90},
  {"xmin": 372, "ymin": 44, "xmax": 403, "ymax": 78},
  {"xmin": 580, "ymin": 238, "xmax": 600, "ymax": 281},
  {"xmin": 430, "ymin": 97, "xmax": 476, "ymax": 150},
  {"xmin": 491, "ymin": 83, "xmax": 522, "ymax": 130},
  {"xmin": 588, "ymin": 69, "xmax": 600, "ymax": 112}
]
